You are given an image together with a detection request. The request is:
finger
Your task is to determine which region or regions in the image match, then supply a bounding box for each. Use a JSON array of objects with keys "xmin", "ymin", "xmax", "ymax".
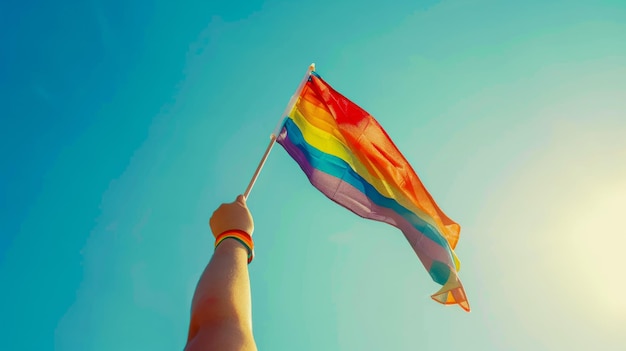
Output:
[
  {"xmin": 209, "ymin": 215, "xmax": 215, "ymax": 228},
  {"xmin": 209, "ymin": 205, "xmax": 223, "ymax": 223}
]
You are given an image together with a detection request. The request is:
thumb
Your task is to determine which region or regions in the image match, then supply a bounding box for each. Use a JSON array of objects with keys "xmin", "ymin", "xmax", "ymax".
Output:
[{"xmin": 236, "ymin": 195, "xmax": 247, "ymax": 205}]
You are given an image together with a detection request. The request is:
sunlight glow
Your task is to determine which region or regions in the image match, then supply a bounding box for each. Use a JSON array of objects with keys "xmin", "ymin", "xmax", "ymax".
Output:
[{"xmin": 567, "ymin": 181, "xmax": 626, "ymax": 320}]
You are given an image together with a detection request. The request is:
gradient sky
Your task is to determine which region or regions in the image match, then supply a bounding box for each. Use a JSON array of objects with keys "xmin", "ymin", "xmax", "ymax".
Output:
[{"xmin": 2, "ymin": 0, "xmax": 626, "ymax": 350}]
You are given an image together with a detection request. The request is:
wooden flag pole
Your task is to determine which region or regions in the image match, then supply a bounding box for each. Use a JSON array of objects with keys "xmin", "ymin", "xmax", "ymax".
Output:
[{"xmin": 243, "ymin": 63, "xmax": 316, "ymax": 200}]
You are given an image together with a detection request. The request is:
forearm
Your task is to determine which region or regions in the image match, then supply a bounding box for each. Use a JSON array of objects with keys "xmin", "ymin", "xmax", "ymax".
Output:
[
  {"xmin": 188, "ymin": 239, "xmax": 253, "ymax": 339},
  {"xmin": 185, "ymin": 195, "xmax": 257, "ymax": 350}
]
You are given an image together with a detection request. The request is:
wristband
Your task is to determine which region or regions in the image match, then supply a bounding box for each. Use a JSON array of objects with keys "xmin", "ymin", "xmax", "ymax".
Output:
[{"xmin": 214, "ymin": 230, "xmax": 254, "ymax": 264}]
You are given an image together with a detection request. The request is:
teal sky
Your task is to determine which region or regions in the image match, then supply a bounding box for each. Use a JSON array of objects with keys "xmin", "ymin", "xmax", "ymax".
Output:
[{"xmin": 2, "ymin": 0, "xmax": 626, "ymax": 350}]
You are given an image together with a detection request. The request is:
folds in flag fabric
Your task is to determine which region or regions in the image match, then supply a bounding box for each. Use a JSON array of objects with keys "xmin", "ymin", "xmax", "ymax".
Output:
[{"xmin": 276, "ymin": 71, "xmax": 470, "ymax": 311}]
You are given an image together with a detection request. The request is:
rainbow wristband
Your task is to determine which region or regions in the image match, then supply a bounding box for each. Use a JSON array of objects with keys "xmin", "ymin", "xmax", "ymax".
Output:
[{"xmin": 214, "ymin": 230, "xmax": 254, "ymax": 264}]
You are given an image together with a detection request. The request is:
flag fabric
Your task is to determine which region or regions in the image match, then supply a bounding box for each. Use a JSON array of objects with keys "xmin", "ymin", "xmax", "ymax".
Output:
[{"xmin": 276, "ymin": 71, "xmax": 470, "ymax": 311}]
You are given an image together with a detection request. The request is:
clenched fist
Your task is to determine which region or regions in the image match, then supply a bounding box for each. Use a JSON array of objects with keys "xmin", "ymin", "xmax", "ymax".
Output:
[{"xmin": 209, "ymin": 195, "xmax": 254, "ymax": 238}]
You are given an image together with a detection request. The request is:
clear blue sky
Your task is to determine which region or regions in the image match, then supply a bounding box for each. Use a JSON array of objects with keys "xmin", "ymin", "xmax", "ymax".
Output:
[{"xmin": 2, "ymin": 0, "xmax": 625, "ymax": 350}]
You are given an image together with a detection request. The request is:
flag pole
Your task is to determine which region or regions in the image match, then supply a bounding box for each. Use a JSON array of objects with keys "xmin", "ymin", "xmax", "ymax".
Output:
[{"xmin": 243, "ymin": 63, "xmax": 316, "ymax": 200}]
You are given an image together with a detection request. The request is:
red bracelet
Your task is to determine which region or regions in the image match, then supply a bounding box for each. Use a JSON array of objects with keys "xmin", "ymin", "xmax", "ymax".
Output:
[{"xmin": 214, "ymin": 230, "xmax": 254, "ymax": 264}]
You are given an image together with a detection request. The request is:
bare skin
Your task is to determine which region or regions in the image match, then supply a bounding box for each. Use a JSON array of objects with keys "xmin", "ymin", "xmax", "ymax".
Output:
[{"xmin": 185, "ymin": 196, "xmax": 257, "ymax": 351}]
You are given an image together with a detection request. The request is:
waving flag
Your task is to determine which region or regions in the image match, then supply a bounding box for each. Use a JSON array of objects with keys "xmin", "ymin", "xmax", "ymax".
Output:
[{"xmin": 276, "ymin": 71, "xmax": 470, "ymax": 311}]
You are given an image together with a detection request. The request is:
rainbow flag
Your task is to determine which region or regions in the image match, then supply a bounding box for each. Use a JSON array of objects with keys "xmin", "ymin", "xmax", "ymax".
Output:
[{"xmin": 276, "ymin": 71, "xmax": 470, "ymax": 311}]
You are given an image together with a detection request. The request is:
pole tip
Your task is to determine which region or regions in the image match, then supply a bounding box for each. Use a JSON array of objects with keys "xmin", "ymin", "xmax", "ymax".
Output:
[{"xmin": 309, "ymin": 63, "xmax": 316, "ymax": 71}]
